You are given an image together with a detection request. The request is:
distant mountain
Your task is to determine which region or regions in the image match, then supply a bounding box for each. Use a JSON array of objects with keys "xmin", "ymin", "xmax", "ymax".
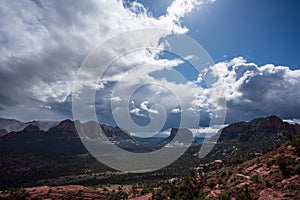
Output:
[
  {"xmin": 204, "ymin": 115, "xmax": 300, "ymax": 162},
  {"xmin": 0, "ymin": 118, "xmax": 59, "ymax": 133},
  {"xmin": 0, "ymin": 118, "xmax": 25, "ymax": 132},
  {"xmin": 48, "ymin": 119, "xmax": 79, "ymax": 140},
  {"xmin": 1, "ymin": 115, "xmax": 299, "ymax": 157},
  {"xmin": 0, "ymin": 124, "xmax": 43, "ymax": 141},
  {"xmin": 0, "ymin": 129, "xmax": 7, "ymax": 137},
  {"xmin": 0, "ymin": 119, "xmax": 138, "ymax": 154},
  {"xmin": 219, "ymin": 115, "xmax": 299, "ymax": 142},
  {"xmin": 27, "ymin": 120, "xmax": 59, "ymax": 132},
  {"xmin": 0, "ymin": 118, "xmax": 133, "ymax": 141},
  {"xmin": 0, "ymin": 119, "xmax": 199, "ymax": 155}
]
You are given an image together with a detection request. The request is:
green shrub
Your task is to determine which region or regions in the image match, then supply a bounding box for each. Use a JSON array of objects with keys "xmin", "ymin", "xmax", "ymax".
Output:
[
  {"xmin": 293, "ymin": 164, "xmax": 300, "ymax": 175},
  {"xmin": 265, "ymin": 180, "xmax": 272, "ymax": 188},
  {"xmin": 276, "ymin": 156, "xmax": 292, "ymax": 178},
  {"xmin": 266, "ymin": 160, "xmax": 272, "ymax": 168},
  {"xmin": 208, "ymin": 180, "xmax": 215, "ymax": 189},
  {"xmin": 251, "ymin": 175, "xmax": 259, "ymax": 183},
  {"xmin": 236, "ymin": 187, "xmax": 252, "ymax": 200}
]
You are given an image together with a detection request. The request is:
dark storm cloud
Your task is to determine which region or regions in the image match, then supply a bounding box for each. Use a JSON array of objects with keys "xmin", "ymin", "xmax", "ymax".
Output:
[
  {"xmin": 0, "ymin": 0, "xmax": 195, "ymax": 122},
  {"xmin": 1, "ymin": 0, "xmax": 299, "ymax": 127},
  {"xmin": 0, "ymin": 0, "xmax": 96, "ymax": 109},
  {"xmin": 211, "ymin": 60, "xmax": 300, "ymax": 123}
]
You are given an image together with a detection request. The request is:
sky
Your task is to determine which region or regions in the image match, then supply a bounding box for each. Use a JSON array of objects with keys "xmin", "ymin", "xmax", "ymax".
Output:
[
  {"xmin": 0, "ymin": 0, "xmax": 300, "ymax": 133},
  {"xmin": 138, "ymin": 0, "xmax": 300, "ymax": 68}
]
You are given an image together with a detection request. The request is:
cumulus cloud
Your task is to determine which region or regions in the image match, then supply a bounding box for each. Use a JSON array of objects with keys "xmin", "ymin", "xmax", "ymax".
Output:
[
  {"xmin": 3, "ymin": 0, "xmax": 298, "ymax": 131},
  {"xmin": 165, "ymin": 0, "xmax": 202, "ymax": 24},
  {"xmin": 210, "ymin": 57, "xmax": 300, "ymax": 122},
  {"xmin": 0, "ymin": 0, "xmax": 211, "ymax": 121},
  {"xmin": 130, "ymin": 108, "xmax": 146, "ymax": 118},
  {"xmin": 229, "ymin": 56, "xmax": 247, "ymax": 65},
  {"xmin": 140, "ymin": 101, "xmax": 159, "ymax": 114},
  {"xmin": 107, "ymin": 62, "xmax": 213, "ymax": 130},
  {"xmin": 110, "ymin": 96, "xmax": 122, "ymax": 103},
  {"xmin": 129, "ymin": 100, "xmax": 159, "ymax": 118},
  {"xmin": 171, "ymin": 108, "xmax": 182, "ymax": 114}
]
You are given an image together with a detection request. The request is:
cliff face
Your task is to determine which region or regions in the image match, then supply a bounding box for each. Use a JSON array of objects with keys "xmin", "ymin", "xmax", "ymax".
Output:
[
  {"xmin": 48, "ymin": 119, "xmax": 79, "ymax": 140},
  {"xmin": 198, "ymin": 116, "xmax": 300, "ymax": 165},
  {"xmin": 218, "ymin": 115, "xmax": 300, "ymax": 142}
]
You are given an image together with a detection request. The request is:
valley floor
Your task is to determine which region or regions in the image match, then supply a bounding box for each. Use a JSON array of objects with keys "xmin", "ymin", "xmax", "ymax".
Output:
[{"xmin": 1, "ymin": 142, "xmax": 300, "ymax": 200}]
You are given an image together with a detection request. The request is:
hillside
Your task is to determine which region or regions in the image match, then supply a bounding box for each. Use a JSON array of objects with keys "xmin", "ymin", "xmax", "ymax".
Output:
[
  {"xmin": 150, "ymin": 134, "xmax": 300, "ymax": 199},
  {"xmin": 0, "ymin": 115, "xmax": 299, "ymax": 195},
  {"xmin": 1, "ymin": 135, "xmax": 300, "ymax": 199},
  {"xmin": 201, "ymin": 115, "xmax": 300, "ymax": 163}
]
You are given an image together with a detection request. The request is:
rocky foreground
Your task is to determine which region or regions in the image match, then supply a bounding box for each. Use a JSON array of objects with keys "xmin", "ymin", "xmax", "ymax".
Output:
[
  {"xmin": 0, "ymin": 184, "xmax": 152, "ymax": 200},
  {"xmin": 197, "ymin": 144, "xmax": 300, "ymax": 199}
]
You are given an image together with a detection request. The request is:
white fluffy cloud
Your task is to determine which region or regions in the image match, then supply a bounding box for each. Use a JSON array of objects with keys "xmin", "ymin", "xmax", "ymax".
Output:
[
  {"xmin": 0, "ymin": 0, "xmax": 212, "ymax": 121},
  {"xmin": 140, "ymin": 101, "xmax": 159, "ymax": 114},
  {"xmin": 210, "ymin": 57, "xmax": 300, "ymax": 122},
  {"xmin": 107, "ymin": 55, "xmax": 300, "ymax": 128},
  {"xmin": 171, "ymin": 108, "xmax": 182, "ymax": 114},
  {"xmin": 2, "ymin": 0, "xmax": 298, "ymax": 129}
]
